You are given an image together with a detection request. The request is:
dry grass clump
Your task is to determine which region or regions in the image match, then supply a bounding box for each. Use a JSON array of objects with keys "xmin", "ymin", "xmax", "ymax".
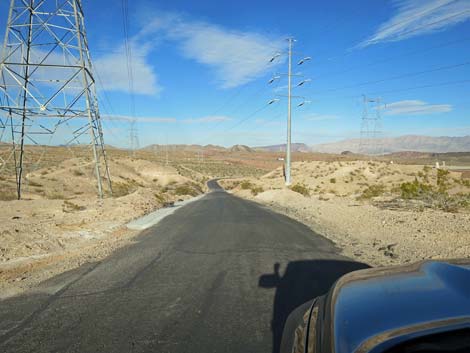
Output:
[
  {"xmin": 28, "ymin": 180, "xmax": 43, "ymax": 187},
  {"xmin": 112, "ymin": 181, "xmax": 139, "ymax": 198},
  {"xmin": 290, "ymin": 183, "xmax": 310, "ymax": 197},
  {"xmin": 62, "ymin": 200, "xmax": 86, "ymax": 213},
  {"xmin": 174, "ymin": 183, "xmax": 199, "ymax": 197},
  {"xmin": 46, "ymin": 191, "xmax": 65, "ymax": 200},
  {"xmin": 250, "ymin": 185, "xmax": 264, "ymax": 196},
  {"xmin": 358, "ymin": 184, "xmax": 386, "ymax": 200},
  {"xmin": 0, "ymin": 189, "xmax": 17, "ymax": 201},
  {"xmin": 72, "ymin": 170, "xmax": 85, "ymax": 177},
  {"xmin": 238, "ymin": 180, "xmax": 264, "ymax": 196}
]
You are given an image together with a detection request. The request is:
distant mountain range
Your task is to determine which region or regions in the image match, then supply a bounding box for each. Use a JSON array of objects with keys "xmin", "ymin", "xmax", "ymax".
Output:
[
  {"xmin": 140, "ymin": 135, "xmax": 470, "ymax": 155},
  {"xmin": 253, "ymin": 143, "xmax": 310, "ymax": 153},
  {"xmin": 309, "ymin": 135, "xmax": 470, "ymax": 154}
]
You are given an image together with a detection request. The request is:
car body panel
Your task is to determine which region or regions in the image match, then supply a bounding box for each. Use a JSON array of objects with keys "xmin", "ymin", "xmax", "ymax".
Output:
[{"xmin": 330, "ymin": 259, "xmax": 470, "ymax": 353}]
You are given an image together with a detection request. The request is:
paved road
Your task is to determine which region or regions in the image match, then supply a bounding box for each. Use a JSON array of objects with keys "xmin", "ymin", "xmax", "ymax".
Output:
[{"xmin": 0, "ymin": 181, "xmax": 368, "ymax": 353}]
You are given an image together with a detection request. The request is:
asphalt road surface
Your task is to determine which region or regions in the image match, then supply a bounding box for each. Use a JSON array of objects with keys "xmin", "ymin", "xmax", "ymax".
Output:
[{"xmin": 0, "ymin": 180, "xmax": 368, "ymax": 353}]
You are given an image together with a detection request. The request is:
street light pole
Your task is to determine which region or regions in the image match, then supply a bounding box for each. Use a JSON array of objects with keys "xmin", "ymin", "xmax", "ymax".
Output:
[{"xmin": 285, "ymin": 38, "xmax": 293, "ymax": 186}]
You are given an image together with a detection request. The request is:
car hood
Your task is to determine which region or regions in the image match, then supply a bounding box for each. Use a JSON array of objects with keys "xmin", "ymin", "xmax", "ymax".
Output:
[{"xmin": 329, "ymin": 259, "xmax": 470, "ymax": 353}]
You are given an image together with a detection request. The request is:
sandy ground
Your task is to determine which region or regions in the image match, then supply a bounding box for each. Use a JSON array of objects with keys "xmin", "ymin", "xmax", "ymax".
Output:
[
  {"xmin": 222, "ymin": 160, "xmax": 470, "ymax": 267},
  {"xmin": 0, "ymin": 158, "xmax": 205, "ymax": 298}
]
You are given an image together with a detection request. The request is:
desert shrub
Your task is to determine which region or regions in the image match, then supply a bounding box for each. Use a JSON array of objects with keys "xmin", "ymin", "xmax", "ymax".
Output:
[
  {"xmin": 0, "ymin": 189, "xmax": 17, "ymax": 201},
  {"xmin": 432, "ymin": 193, "xmax": 470, "ymax": 213},
  {"xmin": 175, "ymin": 184, "xmax": 198, "ymax": 197},
  {"xmin": 329, "ymin": 178, "xmax": 336, "ymax": 184},
  {"xmin": 240, "ymin": 180, "xmax": 253, "ymax": 190},
  {"xmin": 290, "ymin": 183, "xmax": 310, "ymax": 197},
  {"xmin": 154, "ymin": 193, "xmax": 165, "ymax": 203},
  {"xmin": 436, "ymin": 169, "xmax": 450, "ymax": 192},
  {"xmin": 251, "ymin": 186, "xmax": 264, "ymax": 196},
  {"xmin": 358, "ymin": 184, "xmax": 386, "ymax": 200},
  {"xmin": 28, "ymin": 180, "xmax": 43, "ymax": 187},
  {"xmin": 112, "ymin": 182, "xmax": 138, "ymax": 197},
  {"xmin": 73, "ymin": 170, "xmax": 84, "ymax": 177},
  {"xmin": 62, "ymin": 200, "xmax": 85, "ymax": 212},
  {"xmin": 400, "ymin": 179, "xmax": 432, "ymax": 199}
]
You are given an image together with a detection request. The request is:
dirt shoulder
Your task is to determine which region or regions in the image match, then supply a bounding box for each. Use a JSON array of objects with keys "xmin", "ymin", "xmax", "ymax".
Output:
[
  {"xmin": 0, "ymin": 158, "xmax": 206, "ymax": 299},
  {"xmin": 221, "ymin": 161, "xmax": 470, "ymax": 267}
]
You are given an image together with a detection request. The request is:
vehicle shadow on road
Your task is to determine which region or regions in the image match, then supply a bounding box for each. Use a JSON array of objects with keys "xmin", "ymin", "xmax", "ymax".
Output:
[{"xmin": 259, "ymin": 259, "xmax": 370, "ymax": 353}]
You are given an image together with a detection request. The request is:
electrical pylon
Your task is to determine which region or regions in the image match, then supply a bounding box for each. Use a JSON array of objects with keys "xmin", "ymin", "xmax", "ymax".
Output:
[
  {"xmin": 129, "ymin": 119, "xmax": 139, "ymax": 157},
  {"xmin": 0, "ymin": 0, "xmax": 112, "ymax": 199},
  {"xmin": 359, "ymin": 95, "xmax": 383, "ymax": 156}
]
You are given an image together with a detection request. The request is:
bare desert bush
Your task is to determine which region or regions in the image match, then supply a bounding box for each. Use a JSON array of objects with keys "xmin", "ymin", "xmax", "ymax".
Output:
[
  {"xmin": 174, "ymin": 183, "xmax": 200, "ymax": 197},
  {"xmin": 358, "ymin": 184, "xmax": 386, "ymax": 200},
  {"xmin": 0, "ymin": 189, "xmax": 17, "ymax": 201},
  {"xmin": 290, "ymin": 183, "xmax": 310, "ymax": 197},
  {"xmin": 112, "ymin": 181, "xmax": 139, "ymax": 198},
  {"xmin": 250, "ymin": 185, "xmax": 264, "ymax": 196},
  {"xmin": 240, "ymin": 180, "xmax": 253, "ymax": 190},
  {"xmin": 62, "ymin": 200, "xmax": 86, "ymax": 213}
]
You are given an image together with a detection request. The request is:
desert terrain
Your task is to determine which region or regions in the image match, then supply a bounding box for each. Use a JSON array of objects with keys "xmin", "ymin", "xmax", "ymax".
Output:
[
  {"xmin": 1, "ymin": 144, "xmax": 470, "ymax": 296},
  {"xmin": 221, "ymin": 157, "xmax": 470, "ymax": 266}
]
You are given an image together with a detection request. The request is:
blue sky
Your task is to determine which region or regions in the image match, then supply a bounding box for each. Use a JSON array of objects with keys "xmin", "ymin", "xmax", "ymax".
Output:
[{"xmin": 1, "ymin": 0, "xmax": 469, "ymax": 148}]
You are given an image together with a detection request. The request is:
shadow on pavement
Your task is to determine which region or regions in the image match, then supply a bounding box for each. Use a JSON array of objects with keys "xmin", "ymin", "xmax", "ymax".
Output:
[{"xmin": 259, "ymin": 259, "xmax": 370, "ymax": 353}]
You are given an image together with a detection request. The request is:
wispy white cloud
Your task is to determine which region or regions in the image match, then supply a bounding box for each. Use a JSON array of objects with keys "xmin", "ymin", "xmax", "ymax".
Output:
[
  {"xmin": 183, "ymin": 116, "xmax": 232, "ymax": 124},
  {"xmin": 138, "ymin": 12, "xmax": 285, "ymax": 88},
  {"xmin": 384, "ymin": 100, "xmax": 452, "ymax": 115},
  {"xmin": 104, "ymin": 115, "xmax": 176, "ymax": 123},
  {"xmin": 254, "ymin": 118, "xmax": 283, "ymax": 126},
  {"xmin": 94, "ymin": 42, "xmax": 162, "ymax": 96},
  {"xmin": 304, "ymin": 113, "xmax": 340, "ymax": 121},
  {"xmin": 359, "ymin": 0, "xmax": 470, "ymax": 48}
]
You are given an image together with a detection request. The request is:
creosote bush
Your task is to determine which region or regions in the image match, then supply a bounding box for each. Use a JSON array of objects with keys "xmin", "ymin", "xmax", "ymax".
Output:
[
  {"xmin": 290, "ymin": 183, "xmax": 310, "ymax": 197},
  {"xmin": 400, "ymin": 179, "xmax": 432, "ymax": 199},
  {"xmin": 174, "ymin": 184, "xmax": 198, "ymax": 197},
  {"xmin": 250, "ymin": 185, "xmax": 264, "ymax": 196},
  {"xmin": 358, "ymin": 184, "xmax": 385, "ymax": 200},
  {"xmin": 240, "ymin": 180, "xmax": 253, "ymax": 190}
]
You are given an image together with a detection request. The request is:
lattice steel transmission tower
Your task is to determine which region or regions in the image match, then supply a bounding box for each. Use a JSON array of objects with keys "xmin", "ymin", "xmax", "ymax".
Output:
[
  {"xmin": 129, "ymin": 119, "xmax": 139, "ymax": 156},
  {"xmin": 359, "ymin": 95, "xmax": 383, "ymax": 156},
  {"xmin": 0, "ymin": 0, "xmax": 112, "ymax": 199}
]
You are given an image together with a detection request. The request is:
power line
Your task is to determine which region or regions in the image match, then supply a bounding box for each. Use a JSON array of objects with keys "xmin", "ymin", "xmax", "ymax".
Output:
[
  {"xmin": 312, "ymin": 35, "xmax": 470, "ymax": 82},
  {"xmin": 121, "ymin": 0, "xmax": 138, "ymax": 154},
  {"xmin": 310, "ymin": 60, "xmax": 470, "ymax": 96}
]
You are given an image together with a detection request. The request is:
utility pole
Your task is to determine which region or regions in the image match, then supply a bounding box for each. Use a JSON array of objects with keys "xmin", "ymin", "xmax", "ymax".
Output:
[
  {"xmin": 268, "ymin": 38, "xmax": 310, "ymax": 186},
  {"xmin": 286, "ymin": 38, "xmax": 293, "ymax": 186}
]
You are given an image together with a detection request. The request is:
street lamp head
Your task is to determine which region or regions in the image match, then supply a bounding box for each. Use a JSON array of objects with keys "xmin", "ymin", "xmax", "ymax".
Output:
[
  {"xmin": 268, "ymin": 75, "xmax": 281, "ymax": 84},
  {"xmin": 269, "ymin": 53, "xmax": 282, "ymax": 63},
  {"xmin": 297, "ymin": 79, "xmax": 312, "ymax": 87},
  {"xmin": 268, "ymin": 98, "xmax": 280, "ymax": 105},
  {"xmin": 297, "ymin": 56, "xmax": 311, "ymax": 65},
  {"xmin": 297, "ymin": 100, "xmax": 311, "ymax": 107}
]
